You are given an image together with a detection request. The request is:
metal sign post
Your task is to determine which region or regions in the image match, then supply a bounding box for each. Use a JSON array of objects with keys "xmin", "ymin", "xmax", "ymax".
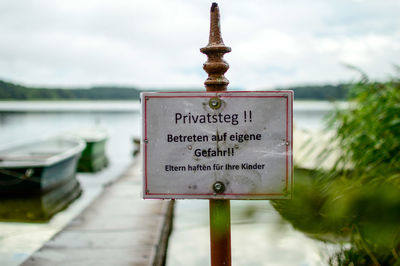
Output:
[
  {"xmin": 141, "ymin": 3, "xmax": 293, "ymax": 265},
  {"xmin": 201, "ymin": 3, "xmax": 232, "ymax": 266}
]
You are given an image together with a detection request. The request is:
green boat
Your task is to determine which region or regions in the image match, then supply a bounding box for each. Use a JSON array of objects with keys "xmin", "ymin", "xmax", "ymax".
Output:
[
  {"xmin": 0, "ymin": 137, "xmax": 85, "ymax": 196},
  {"xmin": 74, "ymin": 129, "xmax": 109, "ymax": 173}
]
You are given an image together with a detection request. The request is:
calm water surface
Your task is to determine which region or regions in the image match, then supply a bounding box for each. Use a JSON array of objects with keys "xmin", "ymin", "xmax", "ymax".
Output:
[
  {"xmin": 0, "ymin": 100, "xmax": 340, "ymax": 265},
  {"xmin": 0, "ymin": 101, "xmax": 140, "ymax": 265}
]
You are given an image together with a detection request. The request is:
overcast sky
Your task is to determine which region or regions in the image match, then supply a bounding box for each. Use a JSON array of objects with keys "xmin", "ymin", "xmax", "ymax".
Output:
[{"xmin": 0, "ymin": 0, "xmax": 399, "ymax": 89}]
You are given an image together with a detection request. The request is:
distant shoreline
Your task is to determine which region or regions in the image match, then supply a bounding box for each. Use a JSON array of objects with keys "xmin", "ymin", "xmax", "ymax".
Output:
[
  {"xmin": 0, "ymin": 100, "xmax": 348, "ymax": 113},
  {"xmin": 0, "ymin": 101, "xmax": 141, "ymax": 112},
  {"xmin": 0, "ymin": 79, "xmax": 351, "ymax": 101}
]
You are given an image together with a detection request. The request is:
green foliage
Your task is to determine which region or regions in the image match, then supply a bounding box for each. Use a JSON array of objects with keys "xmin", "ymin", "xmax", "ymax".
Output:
[
  {"xmin": 0, "ymin": 78, "xmax": 350, "ymax": 101},
  {"xmin": 273, "ymin": 76, "xmax": 400, "ymax": 265},
  {"xmin": 278, "ymin": 84, "xmax": 350, "ymax": 100},
  {"xmin": 325, "ymin": 78, "xmax": 400, "ymax": 265},
  {"xmin": 0, "ymin": 80, "xmax": 29, "ymax": 99},
  {"xmin": 332, "ymin": 78, "xmax": 400, "ymax": 174},
  {"xmin": 0, "ymin": 80, "xmax": 142, "ymax": 100}
]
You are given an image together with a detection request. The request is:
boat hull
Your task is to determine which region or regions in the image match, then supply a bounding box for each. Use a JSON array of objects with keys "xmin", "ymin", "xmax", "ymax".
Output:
[
  {"xmin": 0, "ymin": 153, "xmax": 81, "ymax": 196},
  {"xmin": 0, "ymin": 177, "xmax": 81, "ymax": 222},
  {"xmin": 78, "ymin": 139, "xmax": 108, "ymax": 172}
]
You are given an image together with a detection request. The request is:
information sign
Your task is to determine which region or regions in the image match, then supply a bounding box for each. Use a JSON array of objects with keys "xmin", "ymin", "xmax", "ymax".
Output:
[{"xmin": 141, "ymin": 91, "xmax": 293, "ymax": 199}]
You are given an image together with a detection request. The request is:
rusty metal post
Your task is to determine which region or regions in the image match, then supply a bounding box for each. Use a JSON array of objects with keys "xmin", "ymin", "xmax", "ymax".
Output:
[
  {"xmin": 201, "ymin": 3, "xmax": 232, "ymax": 266},
  {"xmin": 201, "ymin": 2, "xmax": 231, "ymax": 92},
  {"xmin": 209, "ymin": 200, "xmax": 231, "ymax": 266}
]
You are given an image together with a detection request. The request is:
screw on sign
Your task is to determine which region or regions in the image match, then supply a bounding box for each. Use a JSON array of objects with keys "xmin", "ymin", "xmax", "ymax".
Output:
[
  {"xmin": 213, "ymin": 181, "xmax": 225, "ymax": 194},
  {"xmin": 209, "ymin": 97, "xmax": 222, "ymax": 110}
]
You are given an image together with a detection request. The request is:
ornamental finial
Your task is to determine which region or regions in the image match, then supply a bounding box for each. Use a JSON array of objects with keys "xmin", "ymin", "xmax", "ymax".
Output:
[{"xmin": 200, "ymin": 3, "xmax": 231, "ymax": 92}]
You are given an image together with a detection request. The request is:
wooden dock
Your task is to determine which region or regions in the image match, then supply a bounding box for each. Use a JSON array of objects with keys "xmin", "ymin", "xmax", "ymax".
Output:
[{"xmin": 22, "ymin": 158, "xmax": 174, "ymax": 266}]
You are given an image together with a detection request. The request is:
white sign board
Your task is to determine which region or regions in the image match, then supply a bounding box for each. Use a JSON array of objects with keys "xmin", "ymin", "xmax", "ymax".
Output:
[{"xmin": 141, "ymin": 91, "xmax": 293, "ymax": 200}]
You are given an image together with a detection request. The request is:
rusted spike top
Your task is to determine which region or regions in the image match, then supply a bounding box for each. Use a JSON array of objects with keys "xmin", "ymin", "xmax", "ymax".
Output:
[{"xmin": 200, "ymin": 2, "xmax": 231, "ymax": 92}]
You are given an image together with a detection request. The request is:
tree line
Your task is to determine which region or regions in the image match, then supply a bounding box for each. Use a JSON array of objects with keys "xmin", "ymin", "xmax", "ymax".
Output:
[
  {"xmin": 0, "ymin": 80, "xmax": 142, "ymax": 100},
  {"xmin": 0, "ymin": 79, "xmax": 350, "ymax": 100}
]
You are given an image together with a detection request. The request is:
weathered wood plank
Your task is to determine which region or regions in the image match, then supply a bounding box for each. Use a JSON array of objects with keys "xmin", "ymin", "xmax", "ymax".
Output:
[{"xmin": 23, "ymin": 157, "xmax": 174, "ymax": 266}]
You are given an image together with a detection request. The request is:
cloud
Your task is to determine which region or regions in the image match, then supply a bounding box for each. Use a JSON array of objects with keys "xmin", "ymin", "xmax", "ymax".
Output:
[{"xmin": 0, "ymin": 0, "xmax": 399, "ymax": 89}]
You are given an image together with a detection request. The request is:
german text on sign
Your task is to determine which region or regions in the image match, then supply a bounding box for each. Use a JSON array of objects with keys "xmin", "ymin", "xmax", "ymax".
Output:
[{"xmin": 141, "ymin": 91, "xmax": 293, "ymax": 200}]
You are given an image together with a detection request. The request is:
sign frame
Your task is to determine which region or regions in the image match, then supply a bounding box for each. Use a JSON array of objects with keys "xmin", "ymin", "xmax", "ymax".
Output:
[{"xmin": 141, "ymin": 90, "xmax": 293, "ymax": 200}]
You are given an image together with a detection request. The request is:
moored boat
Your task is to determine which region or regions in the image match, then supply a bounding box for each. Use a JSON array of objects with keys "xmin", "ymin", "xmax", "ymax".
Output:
[
  {"xmin": 73, "ymin": 128, "xmax": 109, "ymax": 172},
  {"xmin": 0, "ymin": 137, "xmax": 85, "ymax": 196}
]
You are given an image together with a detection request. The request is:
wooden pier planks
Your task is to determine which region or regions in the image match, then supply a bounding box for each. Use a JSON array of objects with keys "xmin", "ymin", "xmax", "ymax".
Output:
[{"xmin": 22, "ymin": 158, "xmax": 174, "ymax": 266}]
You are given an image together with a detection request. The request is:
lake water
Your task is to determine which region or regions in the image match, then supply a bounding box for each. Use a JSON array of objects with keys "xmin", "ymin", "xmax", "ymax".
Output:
[{"xmin": 0, "ymin": 100, "xmax": 342, "ymax": 265}]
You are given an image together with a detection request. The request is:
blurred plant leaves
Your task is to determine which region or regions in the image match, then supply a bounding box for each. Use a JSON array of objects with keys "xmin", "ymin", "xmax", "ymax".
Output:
[{"xmin": 272, "ymin": 73, "xmax": 400, "ymax": 265}]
